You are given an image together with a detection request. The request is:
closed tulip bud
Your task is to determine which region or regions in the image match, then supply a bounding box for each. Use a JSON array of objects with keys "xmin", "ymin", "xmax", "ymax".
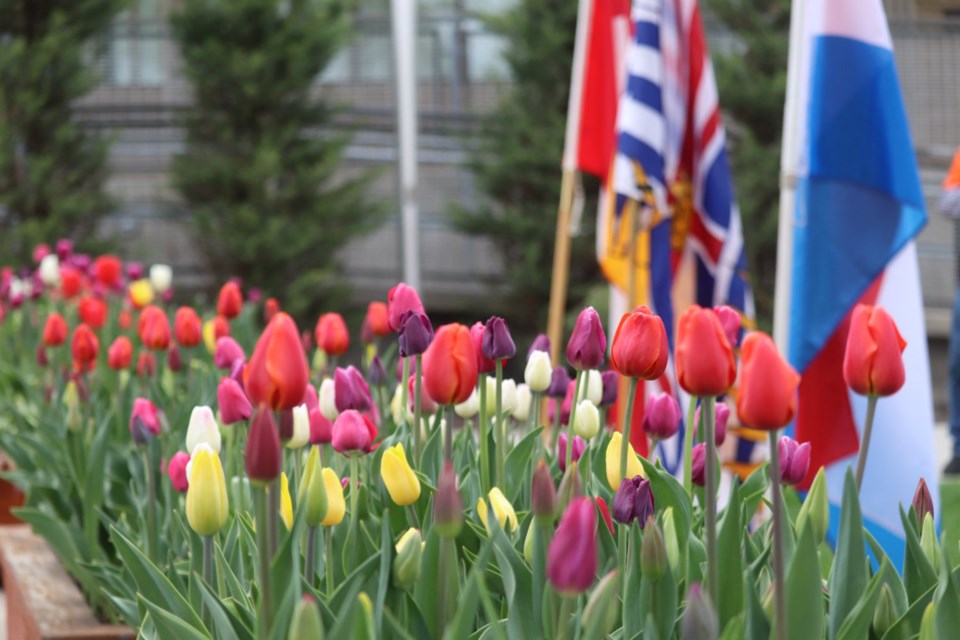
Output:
[
  {"xmin": 423, "ymin": 323, "xmax": 479, "ymax": 406},
  {"xmin": 218, "ymin": 377, "xmax": 252, "ymax": 425},
  {"xmin": 389, "ymin": 384, "xmax": 404, "ymax": 425},
  {"xmin": 612, "ymin": 476, "xmax": 654, "ymax": 526},
  {"xmin": 278, "ymin": 472, "xmax": 294, "ymax": 530},
  {"xmin": 778, "ymin": 436, "xmax": 811, "ymax": 485},
  {"xmin": 107, "ymin": 336, "xmax": 133, "ymax": 371},
  {"xmin": 331, "ymin": 409, "xmax": 378, "ymax": 454},
  {"xmin": 597, "ymin": 497, "xmax": 615, "ymax": 538},
  {"xmin": 70, "ymin": 323, "xmax": 99, "ymax": 370},
  {"xmin": 92, "ymin": 255, "xmax": 121, "ymax": 288},
  {"xmin": 125, "ymin": 261, "xmax": 144, "ymax": 281},
  {"xmin": 136, "ymin": 351, "xmax": 156, "ymax": 378},
  {"xmin": 393, "ymin": 528, "xmax": 424, "ymax": 589},
  {"xmin": 130, "ymin": 398, "xmax": 162, "ymax": 444},
  {"xmin": 681, "ymin": 584, "xmax": 718, "ymax": 640},
  {"xmin": 388, "ymin": 283, "xmax": 426, "ymax": 332},
  {"xmin": 843, "ymin": 304, "xmax": 906, "ymax": 397},
  {"xmin": 167, "ymin": 451, "xmax": 190, "ymax": 493},
  {"xmin": 149, "ymin": 264, "xmax": 172, "ymax": 294},
  {"xmin": 287, "ymin": 404, "xmax": 310, "ymax": 449},
  {"xmin": 245, "ymin": 313, "xmax": 310, "ymax": 411},
  {"xmin": 574, "ymin": 400, "xmax": 600, "ymax": 440},
  {"xmin": 695, "ymin": 402, "xmax": 731, "ymax": 446},
  {"xmin": 523, "ymin": 523, "xmax": 537, "ymax": 564},
  {"xmin": 477, "ymin": 487, "xmax": 518, "ymax": 533},
  {"xmin": 43, "ymin": 313, "xmax": 68, "ymax": 347},
  {"xmin": 482, "ymin": 316, "xmax": 516, "ymax": 360},
  {"xmin": 36, "ymin": 345, "xmax": 49, "ymax": 368},
  {"xmin": 605, "ymin": 432, "xmax": 644, "ymax": 490},
  {"xmin": 556, "ymin": 463, "xmax": 583, "ymax": 514},
  {"xmin": 531, "ymin": 460, "xmax": 557, "ymax": 522},
  {"xmin": 174, "ymin": 307, "xmax": 202, "ymax": 348},
  {"xmin": 38, "ymin": 254, "xmax": 60, "ymax": 286},
  {"xmin": 319, "ymin": 467, "xmax": 346, "ymax": 526},
  {"xmin": 64, "ymin": 381, "xmax": 82, "ymax": 432},
  {"xmin": 738, "ymin": 332, "xmax": 800, "ymax": 430},
  {"xmin": 676, "ymin": 305, "xmax": 737, "ymax": 396},
  {"xmin": 78, "ymin": 296, "xmax": 107, "ymax": 329},
  {"xmin": 434, "ymin": 462, "xmax": 463, "ymax": 538},
  {"xmin": 138, "ymin": 305, "xmax": 170, "ymax": 351},
  {"xmin": 245, "ymin": 408, "xmax": 282, "ymax": 485},
  {"xmin": 873, "ymin": 584, "xmax": 897, "ymax": 637},
  {"xmin": 334, "ymin": 366, "xmax": 372, "ymax": 413},
  {"xmin": 796, "ymin": 467, "xmax": 829, "ymax": 543},
  {"xmin": 582, "ymin": 571, "xmax": 620, "ymax": 637},
  {"xmin": 525, "ymin": 351, "xmax": 552, "ymax": 393},
  {"xmin": 315, "ymin": 312, "xmax": 349, "ymax": 356},
  {"xmin": 217, "ymin": 281, "xmax": 243, "ymax": 319},
  {"xmin": 610, "ymin": 305, "xmax": 669, "ymax": 379},
  {"xmin": 566, "ymin": 307, "xmax": 606, "ymax": 371},
  {"xmin": 641, "ymin": 517, "xmax": 668, "ymax": 581},
  {"xmin": 319, "ymin": 378, "xmax": 338, "ymax": 420},
  {"xmin": 920, "ymin": 513, "xmax": 940, "ymax": 569},
  {"xmin": 288, "ymin": 595, "xmax": 325, "ymax": 640},
  {"xmin": 578, "ymin": 370, "xmax": 603, "ymax": 405},
  {"xmin": 167, "ymin": 345, "xmax": 182, "ymax": 372},
  {"xmin": 528, "ymin": 333, "xmax": 551, "ymax": 358},
  {"xmin": 547, "ymin": 366, "xmax": 571, "ymax": 398},
  {"xmin": 186, "ymin": 443, "xmax": 229, "ymax": 537},
  {"xmin": 691, "ymin": 443, "xmax": 707, "ymax": 487},
  {"xmin": 662, "ymin": 507, "xmax": 680, "ymax": 573},
  {"xmin": 919, "ymin": 602, "xmax": 936, "ymax": 640},
  {"xmin": 298, "ymin": 446, "xmax": 329, "ymax": 527},
  {"xmin": 470, "ymin": 321, "xmax": 496, "ymax": 374},
  {"xmin": 547, "ymin": 498, "xmax": 597, "ymax": 593},
  {"xmin": 365, "ymin": 301, "xmax": 390, "ymax": 338},
  {"xmin": 557, "ymin": 433, "xmax": 585, "ymax": 473},
  {"xmin": 381, "ymin": 443, "xmax": 421, "ymax": 506},
  {"xmin": 399, "ymin": 312, "xmax": 434, "ymax": 357},
  {"xmin": 512, "ymin": 384, "xmax": 532, "ymax": 421},
  {"xmin": 185, "ymin": 406, "xmax": 221, "ymax": 455},
  {"xmin": 128, "ymin": 279, "xmax": 155, "ymax": 309},
  {"xmin": 454, "ymin": 387, "xmax": 480, "ymax": 418},
  {"xmin": 367, "ymin": 355, "xmax": 387, "ymax": 386},
  {"xmin": 913, "ymin": 478, "xmax": 934, "ymax": 526},
  {"xmin": 500, "ymin": 378, "xmax": 518, "ymax": 415},
  {"xmin": 643, "ymin": 392, "xmax": 682, "ymax": 441},
  {"xmin": 713, "ymin": 305, "xmax": 741, "ymax": 347}
]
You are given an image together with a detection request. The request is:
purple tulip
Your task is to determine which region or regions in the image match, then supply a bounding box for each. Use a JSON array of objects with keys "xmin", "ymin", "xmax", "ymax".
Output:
[
  {"xmin": 56, "ymin": 238, "xmax": 74, "ymax": 261},
  {"xmin": 334, "ymin": 366, "xmax": 372, "ymax": 413},
  {"xmin": 547, "ymin": 366, "xmax": 571, "ymax": 399},
  {"xmin": 367, "ymin": 355, "xmax": 387, "ymax": 386},
  {"xmin": 482, "ymin": 316, "xmax": 516, "ymax": 361},
  {"xmin": 643, "ymin": 392, "xmax": 682, "ymax": 441},
  {"xmin": 547, "ymin": 498, "xmax": 597, "ymax": 593},
  {"xmin": 218, "ymin": 377, "xmax": 253, "ymax": 425},
  {"xmin": 398, "ymin": 312, "xmax": 434, "ymax": 358},
  {"xmin": 528, "ymin": 333, "xmax": 551, "ymax": 359},
  {"xmin": 125, "ymin": 261, "xmax": 145, "ymax": 281},
  {"xmin": 694, "ymin": 402, "xmax": 730, "ymax": 446},
  {"xmin": 913, "ymin": 478, "xmax": 934, "ymax": 525},
  {"xmin": 600, "ymin": 370, "xmax": 619, "ymax": 407},
  {"xmin": 557, "ymin": 433, "xmax": 585, "ymax": 472},
  {"xmin": 691, "ymin": 443, "xmax": 706, "ymax": 487},
  {"xmin": 612, "ymin": 476, "xmax": 655, "ymax": 526},
  {"xmin": 778, "ymin": 437, "xmax": 810, "ymax": 486},
  {"xmin": 566, "ymin": 307, "xmax": 606, "ymax": 371}
]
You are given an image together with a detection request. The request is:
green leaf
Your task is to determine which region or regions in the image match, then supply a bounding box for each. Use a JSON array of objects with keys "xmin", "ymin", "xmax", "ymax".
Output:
[
  {"xmin": 489, "ymin": 517, "xmax": 536, "ymax": 640},
  {"xmin": 139, "ymin": 596, "xmax": 211, "ymax": 640},
  {"xmin": 934, "ymin": 563, "xmax": 960, "ymax": 640},
  {"xmin": 786, "ymin": 522, "xmax": 824, "ymax": 640},
  {"xmin": 504, "ymin": 426, "xmax": 542, "ymax": 503},
  {"xmin": 444, "ymin": 540, "xmax": 496, "ymax": 640},
  {"xmin": 899, "ymin": 506, "xmax": 937, "ymax": 607},
  {"xmin": 640, "ymin": 458, "xmax": 692, "ymax": 577},
  {"xmin": 623, "ymin": 525, "xmax": 643, "ymax": 638},
  {"xmin": 717, "ymin": 480, "xmax": 744, "ymax": 630},
  {"xmin": 835, "ymin": 563, "xmax": 886, "ymax": 640},
  {"xmin": 828, "ymin": 469, "xmax": 867, "ymax": 640},
  {"xmin": 375, "ymin": 514, "xmax": 391, "ymax": 638},
  {"xmin": 193, "ymin": 573, "xmax": 243, "ymax": 640}
]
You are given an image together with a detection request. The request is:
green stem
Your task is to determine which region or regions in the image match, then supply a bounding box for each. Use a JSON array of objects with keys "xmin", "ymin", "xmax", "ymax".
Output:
[
  {"xmin": 478, "ymin": 373, "xmax": 490, "ymax": 493},
  {"xmin": 444, "ymin": 404, "xmax": 454, "ymax": 463},
  {"xmin": 532, "ymin": 522, "xmax": 548, "ymax": 638},
  {"xmin": 618, "ymin": 523, "xmax": 630, "ymax": 634},
  {"xmin": 325, "ymin": 526, "xmax": 334, "ymax": 595},
  {"xmin": 495, "ymin": 361, "xmax": 505, "ymax": 487},
  {"xmin": 683, "ymin": 396, "xmax": 698, "ymax": 497},
  {"xmin": 407, "ymin": 504, "xmax": 421, "ymax": 530},
  {"xmin": 854, "ymin": 395, "xmax": 879, "ymax": 491},
  {"xmin": 268, "ymin": 476, "xmax": 279, "ymax": 557},
  {"xmin": 703, "ymin": 396, "xmax": 718, "ymax": 606},
  {"xmin": 143, "ymin": 447, "xmax": 157, "ymax": 563},
  {"xmin": 768, "ymin": 430, "xmax": 788, "ymax": 640},
  {"xmin": 530, "ymin": 392, "xmax": 542, "ymax": 459},
  {"xmin": 552, "ymin": 399, "xmax": 561, "ymax": 451},
  {"xmin": 400, "ymin": 357, "xmax": 411, "ymax": 425},
  {"xmin": 305, "ymin": 526, "xmax": 317, "ymax": 587},
  {"xmin": 564, "ymin": 371, "xmax": 586, "ymax": 472},
  {"xmin": 347, "ymin": 455, "xmax": 360, "ymax": 571},
  {"xmin": 414, "ymin": 355, "xmax": 423, "ymax": 462},
  {"xmin": 557, "ymin": 594, "xmax": 574, "ymax": 640},
  {"xmin": 254, "ymin": 487, "xmax": 272, "ymax": 638},
  {"xmin": 619, "ymin": 378, "xmax": 640, "ymax": 486}
]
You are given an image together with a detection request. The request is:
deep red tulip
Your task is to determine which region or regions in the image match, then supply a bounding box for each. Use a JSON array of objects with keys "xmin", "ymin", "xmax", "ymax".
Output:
[
  {"xmin": 423, "ymin": 323, "xmax": 479, "ymax": 405},
  {"xmin": 71, "ymin": 324, "xmax": 99, "ymax": 369},
  {"xmin": 737, "ymin": 332, "xmax": 800, "ymax": 430},
  {"xmin": 167, "ymin": 452, "xmax": 190, "ymax": 493},
  {"xmin": 245, "ymin": 408, "xmax": 282, "ymax": 484},
  {"xmin": 174, "ymin": 306, "xmax": 202, "ymax": 348},
  {"xmin": 245, "ymin": 312, "xmax": 310, "ymax": 411},
  {"xmin": 366, "ymin": 301, "xmax": 390, "ymax": 337},
  {"xmin": 388, "ymin": 283, "xmax": 425, "ymax": 332},
  {"xmin": 595, "ymin": 497, "xmax": 614, "ymax": 535},
  {"xmin": 136, "ymin": 351, "xmax": 156, "ymax": 377},
  {"xmin": 315, "ymin": 312, "xmax": 350, "ymax": 357},
  {"xmin": 331, "ymin": 409, "xmax": 378, "ymax": 454},
  {"xmin": 217, "ymin": 281, "xmax": 243, "ymax": 319},
  {"xmin": 566, "ymin": 307, "xmax": 606, "ymax": 371},
  {"xmin": 482, "ymin": 316, "xmax": 516, "ymax": 361},
  {"xmin": 611, "ymin": 305, "xmax": 669, "ymax": 379},
  {"xmin": 843, "ymin": 304, "xmax": 906, "ymax": 397},
  {"xmin": 470, "ymin": 322, "xmax": 496, "ymax": 374},
  {"xmin": 547, "ymin": 498, "xmax": 598, "ymax": 593},
  {"xmin": 676, "ymin": 305, "xmax": 736, "ymax": 396},
  {"xmin": 118, "ymin": 309, "xmax": 133, "ymax": 330},
  {"xmin": 36, "ymin": 345, "xmax": 48, "ymax": 367},
  {"xmin": 107, "ymin": 336, "xmax": 133, "ymax": 370},
  {"xmin": 42, "ymin": 313, "xmax": 68, "ymax": 347},
  {"xmin": 78, "ymin": 296, "xmax": 108, "ymax": 330},
  {"xmin": 138, "ymin": 305, "xmax": 171, "ymax": 351},
  {"xmin": 92, "ymin": 255, "xmax": 122, "ymax": 289}
]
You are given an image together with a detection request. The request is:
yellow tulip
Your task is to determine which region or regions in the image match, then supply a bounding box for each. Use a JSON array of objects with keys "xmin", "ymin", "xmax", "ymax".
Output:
[
  {"xmin": 476, "ymin": 487, "xmax": 518, "ymax": 533},
  {"xmin": 129, "ymin": 278, "xmax": 155, "ymax": 309},
  {"xmin": 381, "ymin": 443, "xmax": 421, "ymax": 506},
  {"xmin": 605, "ymin": 432, "xmax": 645, "ymax": 491},
  {"xmin": 186, "ymin": 443, "xmax": 229, "ymax": 536},
  {"xmin": 202, "ymin": 319, "xmax": 217, "ymax": 354},
  {"xmin": 321, "ymin": 468, "xmax": 346, "ymax": 526},
  {"xmin": 279, "ymin": 472, "xmax": 293, "ymax": 530},
  {"xmin": 298, "ymin": 446, "xmax": 328, "ymax": 527}
]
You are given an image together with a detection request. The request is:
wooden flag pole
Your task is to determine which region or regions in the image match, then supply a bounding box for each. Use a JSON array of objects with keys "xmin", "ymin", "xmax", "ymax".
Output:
[{"xmin": 547, "ymin": 168, "xmax": 577, "ymax": 366}]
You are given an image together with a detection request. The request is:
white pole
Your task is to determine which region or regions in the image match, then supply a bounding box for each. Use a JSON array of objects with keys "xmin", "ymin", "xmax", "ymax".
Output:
[
  {"xmin": 391, "ymin": 0, "xmax": 421, "ymax": 291},
  {"xmin": 772, "ymin": 0, "xmax": 807, "ymax": 356}
]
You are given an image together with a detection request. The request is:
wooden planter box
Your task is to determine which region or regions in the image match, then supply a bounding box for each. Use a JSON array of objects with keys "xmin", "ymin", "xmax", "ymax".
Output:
[
  {"xmin": 0, "ymin": 526, "xmax": 135, "ymax": 640},
  {"xmin": 0, "ymin": 452, "xmax": 25, "ymax": 524}
]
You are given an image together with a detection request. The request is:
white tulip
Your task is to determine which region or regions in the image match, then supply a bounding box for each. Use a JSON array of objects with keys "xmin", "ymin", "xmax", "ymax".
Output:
[
  {"xmin": 500, "ymin": 379, "xmax": 518, "ymax": 415},
  {"xmin": 287, "ymin": 404, "xmax": 310, "ymax": 449},
  {"xmin": 38, "ymin": 254, "xmax": 60, "ymax": 286},
  {"xmin": 149, "ymin": 264, "xmax": 173, "ymax": 294},
  {"xmin": 319, "ymin": 378, "xmax": 338, "ymax": 421},
  {"xmin": 524, "ymin": 351, "xmax": 552, "ymax": 393},
  {"xmin": 578, "ymin": 370, "xmax": 603, "ymax": 406},
  {"xmin": 512, "ymin": 384, "xmax": 532, "ymax": 422},
  {"xmin": 483, "ymin": 377, "xmax": 498, "ymax": 413},
  {"xmin": 186, "ymin": 406, "xmax": 221, "ymax": 455},
  {"xmin": 390, "ymin": 384, "xmax": 405, "ymax": 425},
  {"xmin": 455, "ymin": 387, "xmax": 480, "ymax": 419},
  {"xmin": 573, "ymin": 400, "xmax": 600, "ymax": 440}
]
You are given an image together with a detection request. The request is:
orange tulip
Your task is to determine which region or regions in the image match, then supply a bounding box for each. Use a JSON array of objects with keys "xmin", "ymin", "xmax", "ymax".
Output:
[
  {"xmin": 138, "ymin": 305, "xmax": 171, "ymax": 351},
  {"xmin": 843, "ymin": 304, "xmax": 906, "ymax": 397},
  {"xmin": 217, "ymin": 281, "xmax": 243, "ymax": 319},
  {"xmin": 315, "ymin": 312, "xmax": 349, "ymax": 357},
  {"xmin": 42, "ymin": 313, "xmax": 68, "ymax": 347},
  {"xmin": 108, "ymin": 336, "xmax": 133, "ymax": 370},
  {"xmin": 610, "ymin": 305, "xmax": 669, "ymax": 380},
  {"xmin": 174, "ymin": 306, "xmax": 202, "ymax": 348},
  {"xmin": 71, "ymin": 324, "xmax": 99, "ymax": 370},
  {"xmin": 423, "ymin": 323, "xmax": 478, "ymax": 405},
  {"xmin": 78, "ymin": 296, "xmax": 107, "ymax": 330},
  {"xmin": 366, "ymin": 302, "xmax": 390, "ymax": 337},
  {"xmin": 245, "ymin": 312, "xmax": 310, "ymax": 411},
  {"xmin": 676, "ymin": 305, "xmax": 736, "ymax": 396},
  {"xmin": 736, "ymin": 332, "xmax": 800, "ymax": 430}
]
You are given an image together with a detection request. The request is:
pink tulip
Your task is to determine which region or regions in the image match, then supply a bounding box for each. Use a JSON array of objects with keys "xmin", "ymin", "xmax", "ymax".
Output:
[
  {"xmin": 218, "ymin": 377, "xmax": 252, "ymax": 425},
  {"xmin": 167, "ymin": 451, "xmax": 190, "ymax": 493},
  {"xmin": 214, "ymin": 337, "xmax": 245, "ymax": 370},
  {"xmin": 547, "ymin": 498, "xmax": 597, "ymax": 593}
]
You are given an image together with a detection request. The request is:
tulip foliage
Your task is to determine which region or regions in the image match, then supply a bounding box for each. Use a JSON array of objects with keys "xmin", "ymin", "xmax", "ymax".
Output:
[{"xmin": 0, "ymin": 259, "xmax": 957, "ymax": 640}]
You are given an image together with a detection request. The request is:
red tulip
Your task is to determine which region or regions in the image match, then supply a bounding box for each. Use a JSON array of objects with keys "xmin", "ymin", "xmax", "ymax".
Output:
[
  {"xmin": 60, "ymin": 267, "xmax": 83, "ymax": 299},
  {"xmin": 264, "ymin": 298, "xmax": 280, "ymax": 324},
  {"xmin": 118, "ymin": 309, "xmax": 133, "ymax": 330},
  {"xmin": 212, "ymin": 315, "xmax": 231, "ymax": 341},
  {"xmin": 676, "ymin": 305, "xmax": 736, "ymax": 396},
  {"xmin": 174, "ymin": 306, "xmax": 202, "ymax": 348},
  {"xmin": 566, "ymin": 307, "xmax": 607, "ymax": 371},
  {"xmin": 136, "ymin": 351, "xmax": 156, "ymax": 378},
  {"xmin": 547, "ymin": 498, "xmax": 597, "ymax": 593},
  {"xmin": 138, "ymin": 305, "xmax": 170, "ymax": 351},
  {"xmin": 843, "ymin": 304, "xmax": 906, "ymax": 397},
  {"xmin": 423, "ymin": 323, "xmax": 479, "ymax": 405},
  {"xmin": 595, "ymin": 497, "xmax": 614, "ymax": 535},
  {"xmin": 315, "ymin": 312, "xmax": 350, "ymax": 357},
  {"xmin": 107, "ymin": 336, "xmax": 133, "ymax": 370},
  {"xmin": 92, "ymin": 255, "xmax": 122, "ymax": 289},
  {"xmin": 737, "ymin": 332, "xmax": 800, "ymax": 430},
  {"xmin": 470, "ymin": 322, "xmax": 496, "ymax": 374},
  {"xmin": 366, "ymin": 301, "xmax": 390, "ymax": 337},
  {"xmin": 71, "ymin": 324, "xmax": 99, "ymax": 370},
  {"xmin": 217, "ymin": 281, "xmax": 243, "ymax": 319},
  {"xmin": 331, "ymin": 409, "xmax": 378, "ymax": 454},
  {"xmin": 245, "ymin": 312, "xmax": 310, "ymax": 411},
  {"xmin": 610, "ymin": 305, "xmax": 669, "ymax": 379},
  {"xmin": 245, "ymin": 408, "xmax": 281, "ymax": 484},
  {"xmin": 388, "ymin": 283, "xmax": 425, "ymax": 332},
  {"xmin": 42, "ymin": 313, "xmax": 68, "ymax": 347},
  {"xmin": 78, "ymin": 296, "xmax": 107, "ymax": 330}
]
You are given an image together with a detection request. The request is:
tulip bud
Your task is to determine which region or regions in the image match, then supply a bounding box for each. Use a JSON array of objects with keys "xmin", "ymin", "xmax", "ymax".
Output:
[
  {"xmin": 319, "ymin": 378, "xmax": 338, "ymax": 421},
  {"xmin": 477, "ymin": 487, "xmax": 518, "ymax": 533},
  {"xmin": 556, "ymin": 462, "xmax": 583, "ymax": 514},
  {"xmin": 389, "ymin": 383, "xmax": 404, "ymax": 425},
  {"xmin": 434, "ymin": 462, "xmax": 463, "ymax": 538},
  {"xmin": 566, "ymin": 307, "xmax": 606, "ymax": 371},
  {"xmin": 398, "ymin": 312, "xmax": 434, "ymax": 358},
  {"xmin": 296, "ymin": 446, "xmax": 328, "ymax": 527},
  {"xmin": 778, "ymin": 436, "xmax": 811, "ymax": 486},
  {"xmin": 167, "ymin": 345, "xmax": 183, "ymax": 372},
  {"xmin": 691, "ymin": 443, "xmax": 706, "ymax": 487},
  {"xmin": 63, "ymin": 381, "xmax": 82, "ymax": 432},
  {"xmin": 524, "ymin": 351, "xmax": 552, "ymax": 393},
  {"xmin": 246, "ymin": 313, "xmax": 310, "ymax": 411},
  {"xmin": 547, "ymin": 498, "xmax": 597, "ymax": 593},
  {"xmin": 676, "ymin": 305, "xmax": 737, "ymax": 396},
  {"xmin": 512, "ymin": 384, "xmax": 532, "ymax": 422},
  {"xmin": 681, "ymin": 584, "xmax": 718, "ymax": 640},
  {"xmin": 605, "ymin": 432, "xmax": 644, "ymax": 491},
  {"xmin": 149, "ymin": 264, "xmax": 172, "ymax": 294},
  {"xmin": 278, "ymin": 472, "xmax": 294, "ymax": 530},
  {"xmin": 641, "ymin": 517, "xmax": 668, "ymax": 582},
  {"xmin": 128, "ymin": 279, "xmax": 155, "ymax": 309},
  {"xmin": 713, "ymin": 305, "xmax": 741, "ymax": 347},
  {"xmin": 843, "ymin": 304, "xmax": 906, "ymax": 397},
  {"xmin": 388, "ymin": 283, "xmax": 425, "ymax": 332},
  {"xmin": 873, "ymin": 584, "xmax": 897, "ymax": 637},
  {"xmin": 919, "ymin": 603, "xmax": 936, "ymax": 640},
  {"xmin": 482, "ymin": 316, "xmax": 516, "ymax": 360},
  {"xmin": 288, "ymin": 595, "xmax": 325, "ymax": 640},
  {"xmin": 581, "ymin": 571, "xmax": 620, "ymax": 637},
  {"xmin": 454, "ymin": 388, "xmax": 480, "ymax": 419},
  {"xmin": 214, "ymin": 336, "xmax": 245, "ymax": 370},
  {"xmin": 470, "ymin": 322, "xmax": 496, "ymax": 374},
  {"xmin": 612, "ymin": 476, "xmax": 654, "ymax": 527},
  {"xmin": 186, "ymin": 406, "xmax": 222, "ymax": 455},
  {"xmin": 528, "ymin": 333, "xmax": 551, "ymax": 357},
  {"xmin": 600, "ymin": 370, "xmax": 618, "ymax": 407},
  {"xmin": 644, "ymin": 392, "xmax": 682, "ymax": 441},
  {"xmin": 245, "ymin": 408, "xmax": 282, "ymax": 485},
  {"xmin": 218, "ymin": 377, "xmax": 252, "ymax": 425},
  {"xmin": 920, "ymin": 513, "xmax": 940, "ymax": 569},
  {"xmin": 320, "ymin": 467, "xmax": 346, "ymax": 526},
  {"xmin": 574, "ymin": 400, "xmax": 600, "ymax": 440},
  {"xmin": 523, "ymin": 523, "xmax": 536, "ymax": 565},
  {"xmin": 186, "ymin": 443, "xmax": 229, "ymax": 537},
  {"xmin": 136, "ymin": 352, "xmax": 156, "ymax": 378},
  {"xmin": 738, "ymin": 332, "xmax": 800, "ymax": 430},
  {"xmin": 168, "ymin": 451, "xmax": 190, "ymax": 493},
  {"xmin": 912, "ymin": 477, "xmax": 934, "ymax": 527},
  {"xmin": 367, "ymin": 356, "xmax": 387, "ymax": 387},
  {"xmin": 287, "ymin": 404, "xmax": 310, "ymax": 449},
  {"xmin": 531, "ymin": 461, "xmax": 557, "ymax": 523},
  {"xmin": 381, "ymin": 443, "xmax": 421, "ymax": 506},
  {"xmin": 557, "ymin": 433, "xmax": 585, "ymax": 473},
  {"xmin": 38, "ymin": 254, "xmax": 60, "ymax": 286},
  {"xmin": 695, "ymin": 402, "xmax": 731, "ymax": 446},
  {"xmin": 392, "ymin": 528, "xmax": 424, "ymax": 589},
  {"xmin": 130, "ymin": 398, "xmax": 162, "ymax": 445},
  {"xmin": 331, "ymin": 410, "xmax": 377, "ymax": 454},
  {"xmin": 577, "ymin": 370, "xmax": 603, "ymax": 406},
  {"xmin": 334, "ymin": 366, "xmax": 372, "ymax": 414},
  {"xmin": 662, "ymin": 507, "xmax": 680, "ymax": 573},
  {"xmin": 424, "ymin": 323, "xmax": 479, "ymax": 406},
  {"xmin": 547, "ymin": 366, "xmax": 571, "ymax": 398},
  {"xmin": 36, "ymin": 345, "xmax": 48, "ymax": 368},
  {"xmin": 796, "ymin": 467, "xmax": 829, "ymax": 543},
  {"xmin": 500, "ymin": 379, "xmax": 518, "ymax": 415},
  {"xmin": 482, "ymin": 377, "xmax": 498, "ymax": 414},
  {"xmin": 217, "ymin": 281, "xmax": 243, "ymax": 319}
]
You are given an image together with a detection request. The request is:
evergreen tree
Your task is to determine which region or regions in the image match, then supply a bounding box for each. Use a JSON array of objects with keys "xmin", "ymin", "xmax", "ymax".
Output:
[
  {"xmin": 0, "ymin": 0, "xmax": 127, "ymax": 264},
  {"xmin": 453, "ymin": 0, "xmax": 601, "ymax": 335},
  {"xmin": 706, "ymin": 0, "xmax": 790, "ymax": 328},
  {"xmin": 170, "ymin": 0, "xmax": 380, "ymax": 317}
]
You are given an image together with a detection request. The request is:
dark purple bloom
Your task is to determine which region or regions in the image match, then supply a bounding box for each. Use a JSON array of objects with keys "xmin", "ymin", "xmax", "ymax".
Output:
[
  {"xmin": 398, "ymin": 312, "xmax": 434, "ymax": 357},
  {"xmin": 566, "ymin": 307, "xmax": 606, "ymax": 371},
  {"xmin": 600, "ymin": 370, "xmax": 619, "ymax": 406},
  {"xmin": 612, "ymin": 476, "xmax": 654, "ymax": 526},
  {"xmin": 547, "ymin": 366, "xmax": 571, "ymax": 399},
  {"xmin": 334, "ymin": 366, "xmax": 372, "ymax": 413},
  {"xmin": 481, "ymin": 316, "xmax": 516, "ymax": 361},
  {"xmin": 367, "ymin": 355, "xmax": 387, "ymax": 386},
  {"xmin": 528, "ymin": 333, "xmax": 551, "ymax": 359}
]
